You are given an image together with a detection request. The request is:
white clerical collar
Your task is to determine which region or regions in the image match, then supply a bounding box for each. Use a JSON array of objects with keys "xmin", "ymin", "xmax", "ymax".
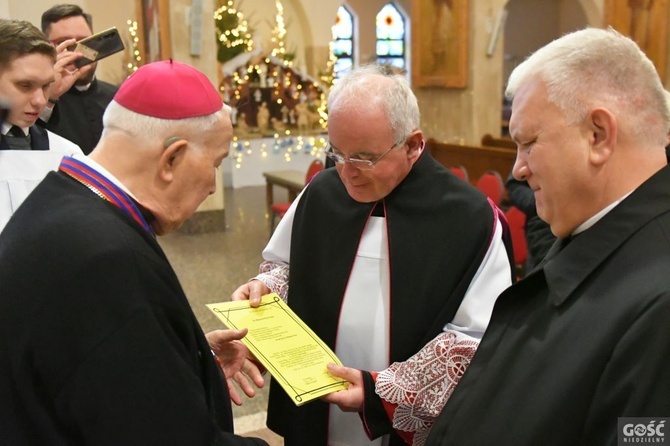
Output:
[
  {"xmin": 572, "ymin": 191, "xmax": 633, "ymax": 235},
  {"xmin": 74, "ymin": 75, "xmax": 95, "ymax": 92},
  {"xmin": 71, "ymin": 153, "xmax": 139, "ymax": 202},
  {"xmin": 1, "ymin": 122, "xmax": 28, "ymax": 136}
]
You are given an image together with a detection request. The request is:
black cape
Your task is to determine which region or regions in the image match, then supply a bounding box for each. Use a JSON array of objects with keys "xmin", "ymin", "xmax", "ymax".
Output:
[
  {"xmin": 0, "ymin": 170, "xmax": 266, "ymax": 445},
  {"xmin": 267, "ymin": 151, "xmax": 513, "ymax": 445}
]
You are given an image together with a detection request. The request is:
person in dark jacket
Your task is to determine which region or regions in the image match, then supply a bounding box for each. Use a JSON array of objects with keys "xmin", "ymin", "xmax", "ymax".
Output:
[
  {"xmin": 505, "ymin": 173, "xmax": 555, "ymax": 273},
  {"xmin": 427, "ymin": 27, "xmax": 670, "ymax": 445}
]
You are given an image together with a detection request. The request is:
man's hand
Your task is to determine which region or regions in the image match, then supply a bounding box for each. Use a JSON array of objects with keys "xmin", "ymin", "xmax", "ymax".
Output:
[
  {"xmin": 49, "ymin": 39, "xmax": 92, "ymax": 101},
  {"xmin": 206, "ymin": 328, "xmax": 265, "ymax": 406},
  {"xmin": 321, "ymin": 363, "xmax": 365, "ymax": 412},
  {"xmin": 231, "ymin": 279, "xmax": 270, "ymax": 307}
]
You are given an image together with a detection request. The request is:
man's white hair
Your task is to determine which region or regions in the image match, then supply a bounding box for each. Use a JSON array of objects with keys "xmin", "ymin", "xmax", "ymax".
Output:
[
  {"xmin": 327, "ymin": 64, "xmax": 420, "ymax": 143},
  {"xmin": 506, "ymin": 27, "xmax": 670, "ymax": 147},
  {"xmin": 101, "ymin": 101, "xmax": 230, "ymax": 145}
]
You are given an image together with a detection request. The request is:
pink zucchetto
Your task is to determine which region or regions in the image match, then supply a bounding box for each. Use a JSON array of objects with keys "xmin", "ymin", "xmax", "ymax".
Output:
[{"xmin": 114, "ymin": 59, "xmax": 222, "ymax": 119}]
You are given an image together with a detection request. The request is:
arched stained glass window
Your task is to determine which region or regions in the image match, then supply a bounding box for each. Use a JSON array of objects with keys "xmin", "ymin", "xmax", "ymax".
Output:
[
  {"xmin": 332, "ymin": 5, "xmax": 354, "ymax": 78},
  {"xmin": 375, "ymin": 3, "xmax": 406, "ymax": 71}
]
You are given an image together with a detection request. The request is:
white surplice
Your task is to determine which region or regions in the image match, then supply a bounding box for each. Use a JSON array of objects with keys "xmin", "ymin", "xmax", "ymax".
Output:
[{"xmin": 260, "ymin": 188, "xmax": 512, "ymax": 446}]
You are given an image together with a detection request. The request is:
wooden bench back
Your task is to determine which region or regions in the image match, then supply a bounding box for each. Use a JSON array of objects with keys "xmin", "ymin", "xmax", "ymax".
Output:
[
  {"xmin": 426, "ymin": 138, "xmax": 516, "ymax": 185},
  {"xmin": 481, "ymin": 133, "xmax": 517, "ymax": 150}
]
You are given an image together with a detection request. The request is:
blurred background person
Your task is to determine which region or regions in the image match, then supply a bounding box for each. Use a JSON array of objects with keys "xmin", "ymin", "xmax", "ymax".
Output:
[
  {"xmin": 38, "ymin": 4, "xmax": 118, "ymax": 155},
  {"xmin": 505, "ymin": 173, "xmax": 555, "ymax": 274}
]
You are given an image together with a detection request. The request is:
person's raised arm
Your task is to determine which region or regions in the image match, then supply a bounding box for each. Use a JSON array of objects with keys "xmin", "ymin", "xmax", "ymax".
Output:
[{"xmin": 40, "ymin": 39, "xmax": 93, "ymax": 123}]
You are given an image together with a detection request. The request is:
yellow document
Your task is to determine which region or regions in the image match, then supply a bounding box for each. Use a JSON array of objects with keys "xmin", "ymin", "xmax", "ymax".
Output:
[{"xmin": 207, "ymin": 293, "xmax": 348, "ymax": 406}]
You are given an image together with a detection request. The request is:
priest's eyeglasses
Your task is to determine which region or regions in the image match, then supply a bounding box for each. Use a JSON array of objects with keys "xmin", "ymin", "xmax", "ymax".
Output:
[{"xmin": 325, "ymin": 138, "xmax": 406, "ymax": 170}]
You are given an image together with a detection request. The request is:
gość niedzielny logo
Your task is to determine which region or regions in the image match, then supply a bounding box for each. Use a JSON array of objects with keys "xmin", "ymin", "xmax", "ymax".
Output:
[{"xmin": 619, "ymin": 418, "xmax": 666, "ymax": 444}]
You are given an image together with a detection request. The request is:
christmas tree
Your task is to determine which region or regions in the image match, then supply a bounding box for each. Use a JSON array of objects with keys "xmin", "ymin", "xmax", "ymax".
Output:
[
  {"xmin": 270, "ymin": 0, "xmax": 294, "ymax": 66},
  {"xmin": 319, "ymin": 40, "xmax": 336, "ymax": 90},
  {"xmin": 214, "ymin": 0, "xmax": 253, "ymax": 64}
]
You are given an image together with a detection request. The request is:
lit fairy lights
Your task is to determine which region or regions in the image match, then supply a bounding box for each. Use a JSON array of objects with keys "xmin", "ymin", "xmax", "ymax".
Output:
[
  {"xmin": 214, "ymin": 0, "xmax": 254, "ymax": 61},
  {"xmin": 319, "ymin": 39, "xmax": 337, "ymax": 90},
  {"xmin": 270, "ymin": 0, "xmax": 293, "ymax": 67},
  {"xmin": 125, "ymin": 19, "xmax": 141, "ymax": 74},
  {"xmin": 231, "ymin": 135, "xmax": 327, "ymax": 169},
  {"xmin": 216, "ymin": 0, "xmax": 329, "ymax": 137}
]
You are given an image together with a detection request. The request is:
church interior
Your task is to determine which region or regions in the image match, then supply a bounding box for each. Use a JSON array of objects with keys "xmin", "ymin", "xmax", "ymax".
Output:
[{"xmin": 3, "ymin": 0, "xmax": 668, "ymax": 443}]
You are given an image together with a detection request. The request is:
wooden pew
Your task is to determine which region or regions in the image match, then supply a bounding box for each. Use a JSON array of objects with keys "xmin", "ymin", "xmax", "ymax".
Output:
[
  {"xmin": 426, "ymin": 138, "xmax": 516, "ymax": 186},
  {"xmin": 481, "ymin": 133, "xmax": 516, "ymax": 150}
]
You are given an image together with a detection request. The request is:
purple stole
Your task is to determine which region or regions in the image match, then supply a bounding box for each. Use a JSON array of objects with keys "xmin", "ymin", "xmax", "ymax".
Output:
[{"xmin": 59, "ymin": 157, "xmax": 153, "ymax": 234}]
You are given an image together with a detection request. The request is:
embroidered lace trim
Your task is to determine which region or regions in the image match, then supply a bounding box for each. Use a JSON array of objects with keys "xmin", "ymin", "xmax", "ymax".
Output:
[
  {"xmin": 256, "ymin": 261, "xmax": 290, "ymax": 302},
  {"xmin": 375, "ymin": 331, "xmax": 478, "ymax": 446}
]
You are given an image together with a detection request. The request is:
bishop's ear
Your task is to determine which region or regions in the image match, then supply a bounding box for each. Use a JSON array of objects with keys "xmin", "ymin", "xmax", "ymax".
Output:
[{"xmin": 159, "ymin": 137, "xmax": 188, "ymax": 182}]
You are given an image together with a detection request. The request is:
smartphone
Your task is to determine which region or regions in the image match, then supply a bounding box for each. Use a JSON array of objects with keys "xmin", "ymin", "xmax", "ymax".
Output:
[{"xmin": 68, "ymin": 27, "xmax": 125, "ymax": 68}]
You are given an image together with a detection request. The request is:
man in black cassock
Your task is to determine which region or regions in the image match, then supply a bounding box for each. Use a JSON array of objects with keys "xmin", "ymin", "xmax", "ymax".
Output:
[{"xmin": 38, "ymin": 4, "xmax": 118, "ymax": 155}]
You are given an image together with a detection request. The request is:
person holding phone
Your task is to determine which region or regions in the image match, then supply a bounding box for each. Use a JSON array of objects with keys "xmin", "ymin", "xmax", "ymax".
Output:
[{"xmin": 38, "ymin": 4, "xmax": 118, "ymax": 155}]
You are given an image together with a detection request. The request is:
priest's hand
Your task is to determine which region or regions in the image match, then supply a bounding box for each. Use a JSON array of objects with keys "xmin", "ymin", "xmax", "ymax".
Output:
[
  {"xmin": 206, "ymin": 328, "xmax": 265, "ymax": 406},
  {"xmin": 321, "ymin": 363, "xmax": 364, "ymax": 412},
  {"xmin": 50, "ymin": 38, "xmax": 92, "ymax": 101},
  {"xmin": 231, "ymin": 279, "xmax": 270, "ymax": 307}
]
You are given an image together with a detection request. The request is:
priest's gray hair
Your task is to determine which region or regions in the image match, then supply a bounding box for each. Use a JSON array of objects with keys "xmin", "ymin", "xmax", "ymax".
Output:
[
  {"xmin": 327, "ymin": 64, "xmax": 420, "ymax": 143},
  {"xmin": 506, "ymin": 27, "xmax": 670, "ymax": 147},
  {"xmin": 101, "ymin": 101, "xmax": 230, "ymax": 146}
]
